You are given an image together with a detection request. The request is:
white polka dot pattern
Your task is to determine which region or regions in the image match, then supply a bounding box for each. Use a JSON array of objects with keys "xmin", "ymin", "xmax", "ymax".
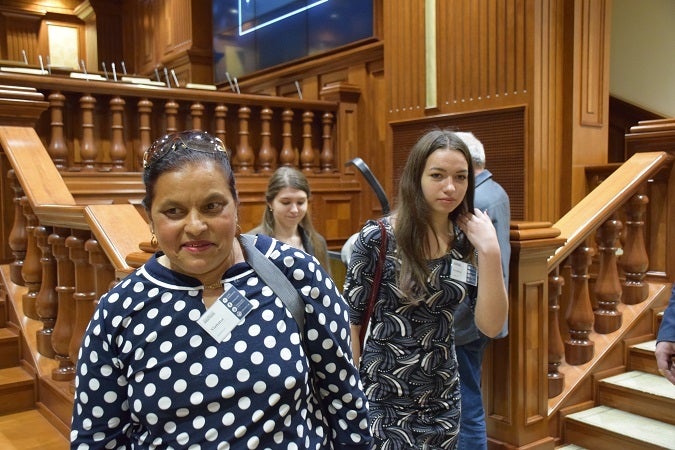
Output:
[{"xmin": 70, "ymin": 234, "xmax": 372, "ymax": 449}]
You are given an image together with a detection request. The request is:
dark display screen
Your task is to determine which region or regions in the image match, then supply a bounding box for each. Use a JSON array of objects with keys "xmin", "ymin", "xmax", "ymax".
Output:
[{"xmin": 213, "ymin": 0, "xmax": 373, "ymax": 83}]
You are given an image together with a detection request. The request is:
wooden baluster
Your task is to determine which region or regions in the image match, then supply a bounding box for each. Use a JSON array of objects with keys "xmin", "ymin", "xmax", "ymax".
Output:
[
  {"xmin": 236, "ymin": 106, "xmax": 253, "ymax": 172},
  {"xmin": 279, "ymin": 109, "xmax": 295, "ymax": 166},
  {"xmin": 138, "ymin": 98, "xmax": 153, "ymax": 170},
  {"xmin": 47, "ymin": 91, "xmax": 68, "ymax": 170},
  {"xmin": 593, "ymin": 217, "xmax": 623, "ymax": 333},
  {"xmin": 35, "ymin": 225, "xmax": 57, "ymax": 358},
  {"xmin": 191, "ymin": 102, "xmax": 204, "ymax": 130},
  {"xmin": 49, "ymin": 227, "xmax": 76, "ymax": 381},
  {"xmin": 79, "ymin": 94, "xmax": 97, "ymax": 171},
  {"xmin": 564, "ymin": 243, "xmax": 595, "ymax": 365},
  {"xmin": 214, "ymin": 104, "xmax": 228, "ymax": 156},
  {"xmin": 21, "ymin": 197, "xmax": 41, "ymax": 320},
  {"xmin": 257, "ymin": 106, "xmax": 274, "ymax": 173},
  {"xmin": 86, "ymin": 238, "xmax": 115, "ymax": 302},
  {"xmin": 548, "ymin": 271, "xmax": 565, "ymax": 398},
  {"xmin": 8, "ymin": 170, "xmax": 26, "ymax": 285},
  {"xmin": 300, "ymin": 110, "xmax": 315, "ymax": 172},
  {"xmin": 621, "ymin": 192, "xmax": 650, "ymax": 304},
  {"xmin": 320, "ymin": 112, "xmax": 334, "ymax": 172},
  {"xmin": 66, "ymin": 230, "xmax": 97, "ymax": 371},
  {"xmin": 165, "ymin": 100, "xmax": 179, "ymax": 134},
  {"xmin": 109, "ymin": 96, "xmax": 127, "ymax": 171}
]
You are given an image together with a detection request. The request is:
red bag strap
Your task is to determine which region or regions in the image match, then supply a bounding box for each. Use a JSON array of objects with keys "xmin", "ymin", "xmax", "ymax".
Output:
[{"xmin": 358, "ymin": 220, "xmax": 388, "ymax": 351}]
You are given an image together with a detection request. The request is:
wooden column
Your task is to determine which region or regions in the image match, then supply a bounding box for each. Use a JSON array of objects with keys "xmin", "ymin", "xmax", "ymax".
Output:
[
  {"xmin": 235, "ymin": 106, "xmax": 253, "ymax": 172},
  {"xmin": 620, "ymin": 192, "xmax": 650, "ymax": 304},
  {"xmin": 47, "ymin": 91, "xmax": 68, "ymax": 170},
  {"xmin": 257, "ymin": 106, "xmax": 274, "ymax": 173},
  {"xmin": 547, "ymin": 270, "xmax": 565, "ymax": 398},
  {"xmin": 300, "ymin": 110, "xmax": 315, "ymax": 172},
  {"xmin": 564, "ymin": 243, "xmax": 595, "ymax": 365},
  {"xmin": 35, "ymin": 224, "xmax": 57, "ymax": 358},
  {"xmin": 485, "ymin": 221, "xmax": 563, "ymax": 450},
  {"xmin": 49, "ymin": 227, "xmax": 76, "ymax": 381},
  {"xmin": 320, "ymin": 82, "xmax": 361, "ymax": 170},
  {"xmin": 109, "ymin": 96, "xmax": 127, "ymax": 171},
  {"xmin": 593, "ymin": 217, "xmax": 623, "ymax": 333},
  {"xmin": 279, "ymin": 109, "xmax": 295, "ymax": 166},
  {"xmin": 79, "ymin": 94, "xmax": 97, "ymax": 171},
  {"xmin": 8, "ymin": 170, "xmax": 26, "ymax": 284},
  {"xmin": 21, "ymin": 198, "xmax": 40, "ymax": 320}
]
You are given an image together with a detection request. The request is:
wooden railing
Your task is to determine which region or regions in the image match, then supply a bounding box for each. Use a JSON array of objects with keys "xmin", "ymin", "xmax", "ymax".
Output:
[
  {"xmin": 485, "ymin": 135, "xmax": 675, "ymax": 446},
  {"xmin": 0, "ymin": 72, "xmax": 372, "ymax": 256},
  {"xmin": 0, "ymin": 70, "xmax": 342, "ymax": 174}
]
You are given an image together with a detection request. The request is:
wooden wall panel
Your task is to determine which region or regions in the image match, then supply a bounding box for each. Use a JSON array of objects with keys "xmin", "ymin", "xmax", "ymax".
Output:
[
  {"xmin": 531, "ymin": 0, "xmax": 565, "ymax": 222},
  {"xmin": 0, "ymin": 11, "xmax": 42, "ymax": 64},
  {"xmin": 162, "ymin": 0, "xmax": 192, "ymax": 55},
  {"xmin": 383, "ymin": 0, "xmax": 426, "ymax": 120},
  {"xmin": 391, "ymin": 107, "xmax": 526, "ymax": 220},
  {"xmin": 436, "ymin": 0, "xmax": 529, "ymax": 112}
]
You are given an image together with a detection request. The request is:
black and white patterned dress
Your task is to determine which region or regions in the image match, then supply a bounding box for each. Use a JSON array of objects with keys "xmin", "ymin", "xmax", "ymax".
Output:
[
  {"xmin": 344, "ymin": 219, "xmax": 477, "ymax": 450},
  {"xmin": 70, "ymin": 234, "xmax": 371, "ymax": 450}
]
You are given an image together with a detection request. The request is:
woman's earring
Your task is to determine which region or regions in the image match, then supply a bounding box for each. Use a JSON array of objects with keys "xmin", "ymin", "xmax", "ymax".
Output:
[
  {"xmin": 235, "ymin": 223, "xmax": 241, "ymax": 236},
  {"xmin": 150, "ymin": 233, "xmax": 158, "ymax": 247}
]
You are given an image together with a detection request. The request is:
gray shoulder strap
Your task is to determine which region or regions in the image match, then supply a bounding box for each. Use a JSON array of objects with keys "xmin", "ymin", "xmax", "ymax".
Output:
[{"xmin": 239, "ymin": 234, "xmax": 305, "ymax": 331}]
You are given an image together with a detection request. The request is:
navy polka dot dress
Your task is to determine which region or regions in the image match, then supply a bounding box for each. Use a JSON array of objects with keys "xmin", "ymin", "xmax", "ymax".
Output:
[{"xmin": 70, "ymin": 234, "xmax": 372, "ymax": 449}]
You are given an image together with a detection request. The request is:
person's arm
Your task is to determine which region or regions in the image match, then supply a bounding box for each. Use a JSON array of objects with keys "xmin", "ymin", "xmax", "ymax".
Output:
[
  {"xmin": 343, "ymin": 221, "xmax": 381, "ymax": 365},
  {"xmin": 655, "ymin": 283, "xmax": 675, "ymax": 385},
  {"xmin": 655, "ymin": 341, "xmax": 675, "ymax": 384},
  {"xmin": 350, "ymin": 324, "xmax": 363, "ymax": 366},
  {"xmin": 70, "ymin": 296, "xmax": 131, "ymax": 447},
  {"xmin": 299, "ymin": 262, "xmax": 372, "ymax": 448},
  {"xmin": 457, "ymin": 209, "xmax": 508, "ymax": 337}
]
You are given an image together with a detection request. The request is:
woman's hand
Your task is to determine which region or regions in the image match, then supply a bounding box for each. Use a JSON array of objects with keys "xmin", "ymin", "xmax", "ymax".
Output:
[
  {"xmin": 457, "ymin": 209, "xmax": 508, "ymax": 338},
  {"xmin": 456, "ymin": 209, "xmax": 500, "ymax": 255},
  {"xmin": 655, "ymin": 340, "xmax": 675, "ymax": 385}
]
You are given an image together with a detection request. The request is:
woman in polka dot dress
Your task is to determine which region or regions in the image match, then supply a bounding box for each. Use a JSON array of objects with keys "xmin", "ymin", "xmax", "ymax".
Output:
[
  {"xmin": 344, "ymin": 130, "xmax": 508, "ymax": 449},
  {"xmin": 70, "ymin": 130, "xmax": 373, "ymax": 450}
]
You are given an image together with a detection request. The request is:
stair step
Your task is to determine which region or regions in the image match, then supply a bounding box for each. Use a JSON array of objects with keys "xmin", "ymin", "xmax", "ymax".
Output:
[
  {"xmin": 0, "ymin": 367, "xmax": 35, "ymax": 415},
  {"xmin": 565, "ymin": 405, "xmax": 675, "ymax": 450},
  {"xmin": 628, "ymin": 339, "xmax": 660, "ymax": 375},
  {"xmin": 0, "ymin": 327, "xmax": 20, "ymax": 369},
  {"xmin": 598, "ymin": 371, "xmax": 675, "ymax": 426},
  {"xmin": 0, "ymin": 409, "xmax": 69, "ymax": 449}
]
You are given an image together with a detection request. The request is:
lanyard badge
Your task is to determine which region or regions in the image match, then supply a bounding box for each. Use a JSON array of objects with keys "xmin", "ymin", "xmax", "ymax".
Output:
[
  {"xmin": 450, "ymin": 260, "xmax": 478, "ymax": 286},
  {"xmin": 197, "ymin": 283, "xmax": 253, "ymax": 342}
]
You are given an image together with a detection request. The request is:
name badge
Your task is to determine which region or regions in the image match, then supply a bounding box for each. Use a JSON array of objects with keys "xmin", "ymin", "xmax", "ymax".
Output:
[
  {"xmin": 197, "ymin": 283, "xmax": 253, "ymax": 342},
  {"xmin": 450, "ymin": 260, "xmax": 478, "ymax": 286}
]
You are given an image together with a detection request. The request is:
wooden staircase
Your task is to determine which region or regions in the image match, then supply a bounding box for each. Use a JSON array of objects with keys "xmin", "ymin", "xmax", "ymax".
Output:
[
  {"xmin": 559, "ymin": 312, "xmax": 675, "ymax": 450},
  {"xmin": 0, "ymin": 272, "xmax": 69, "ymax": 449}
]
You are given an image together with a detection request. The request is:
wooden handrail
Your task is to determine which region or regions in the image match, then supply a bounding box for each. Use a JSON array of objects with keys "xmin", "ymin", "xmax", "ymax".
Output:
[
  {"xmin": 85, "ymin": 204, "xmax": 151, "ymax": 274},
  {"xmin": 549, "ymin": 151, "xmax": 672, "ymax": 269},
  {"xmin": 0, "ymin": 126, "xmax": 75, "ymax": 208},
  {"xmin": 0, "ymin": 72, "xmax": 337, "ymax": 111}
]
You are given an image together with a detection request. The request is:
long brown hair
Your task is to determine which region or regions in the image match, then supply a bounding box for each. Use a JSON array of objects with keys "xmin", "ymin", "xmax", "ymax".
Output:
[
  {"xmin": 394, "ymin": 129, "xmax": 475, "ymax": 296},
  {"xmin": 258, "ymin": 166, "xmax": 328, "ymax": 267}
]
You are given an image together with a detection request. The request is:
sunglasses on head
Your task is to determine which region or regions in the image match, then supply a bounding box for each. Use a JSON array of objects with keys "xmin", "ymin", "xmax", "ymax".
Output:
[{"xmin": 143, "ymin": 130, "xmax": 227, "ymax": 169}]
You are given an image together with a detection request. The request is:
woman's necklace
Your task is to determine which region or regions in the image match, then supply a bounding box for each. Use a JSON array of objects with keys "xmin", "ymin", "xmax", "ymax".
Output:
[{"xmin": 203, "ymin": 281, "xmax": 223, "ymax": 290}]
